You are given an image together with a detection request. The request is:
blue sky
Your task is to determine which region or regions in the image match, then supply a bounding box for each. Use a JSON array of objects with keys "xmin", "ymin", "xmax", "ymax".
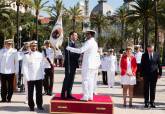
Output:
[{"xmin": 42, "ymin": 0, "xmax": 124, "ymax": 16}]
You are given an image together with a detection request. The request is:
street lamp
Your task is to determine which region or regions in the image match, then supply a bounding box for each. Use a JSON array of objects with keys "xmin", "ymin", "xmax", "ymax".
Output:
[
  {"xmin": 16, "ymin": 0, "xmax": 20, "ymax": 49},
  {"xmin": 19, "ymin": 26, "xmax": 22, "ymax": 49}
]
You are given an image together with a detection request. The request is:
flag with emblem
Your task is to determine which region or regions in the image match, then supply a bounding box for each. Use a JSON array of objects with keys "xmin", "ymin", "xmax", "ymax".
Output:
[{"xmin": 50, "ymin": 13, "xmax": 63, "ymax": 49}]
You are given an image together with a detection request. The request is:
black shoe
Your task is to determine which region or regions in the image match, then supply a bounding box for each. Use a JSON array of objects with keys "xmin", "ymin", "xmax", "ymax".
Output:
[
  {"xmin": 1, "ymin": 100, "xmax": 6, "ymax": 103},
  {"xmin": 37, "ymin": 106, "xmax": 44, "ymax": 110},
  {"xmin": 144, "ymin": 104, "xmax": 149, "ymax": 108},
  {"xmin": 7, "ymin": 99, "xmax": 11, "ymax": 103},
  {"xmin": 61, "ymin": 96, "xmax": 67, "ymax": 100},
  {"xmin": 150, "ymin": 103, "xmax": 156, "ymax": 108},
  {"xmin": 67, "ymin": 95, "xmax": 76, "ymax": 99},
  {"xmin": 29, "ymin": 108, "xmax": 34, "ymax": 111}
]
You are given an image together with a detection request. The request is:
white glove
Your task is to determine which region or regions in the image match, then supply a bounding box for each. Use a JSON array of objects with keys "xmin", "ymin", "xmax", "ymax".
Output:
[{"xmin": 66, "ymin": 46, "xmax": 71, "ymax": 51}]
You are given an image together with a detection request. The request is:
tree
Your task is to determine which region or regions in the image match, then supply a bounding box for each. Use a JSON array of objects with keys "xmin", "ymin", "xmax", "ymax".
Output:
[
  {"xmin": 48, "ymin": 0, "xmax": 63, "ymax": 22},
  {"xmin": 91, "ymin": 14, "xmax": 108, "ymax": 37},
  {"xmin": 128, "ymin": 0, "xmax": 154, "ymax": 51},
  {"xmin": 114, "ymin": 5, "xmax": 127, "ymax": 49},
  {"xmin": 32, "ymin": 0, "xmax": 48, "ymax": 43},
  {"xmin": 0, "ymin": 0, "xmax": 12, "ymax": 41},
  {"xmin": 67, "ymin": 4, "xmax": 82, "ymax": 31},
  {"xmin": 153, "ymin": 0, "xmax": 165, "ymax": 52}
]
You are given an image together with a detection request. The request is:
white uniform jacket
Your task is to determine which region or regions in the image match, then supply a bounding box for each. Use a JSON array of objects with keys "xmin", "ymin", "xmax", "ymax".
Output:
[
  {"xmin": 22, "ymin": 51, "xmax": 45, "ymax": 81},
  {"xmin": 42, "ymin": 47, "xmax": 54, "ymax": 68},
  {"xmin": 67, "ymin": 37, "xmax": 99, "ymax": 70},
  {"xmin": 0, "ymin": 48, "xmax": 18, "ymax": 74},
  {"xmin": 135, "ymin": 51, "xmax": 143, "ymax": 64},
  {"xmin": 101, "ymin": 56, "xmax": 108, "ymax": 71},
  {"xmin": 106, "ymin": 55, "xmax": 118, "ymax": 72}
]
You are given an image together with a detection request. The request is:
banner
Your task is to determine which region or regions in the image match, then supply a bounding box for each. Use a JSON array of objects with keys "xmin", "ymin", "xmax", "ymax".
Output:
[{"xmin": 50, "ymin": 13, "xmax": 63, "ymax": 49}]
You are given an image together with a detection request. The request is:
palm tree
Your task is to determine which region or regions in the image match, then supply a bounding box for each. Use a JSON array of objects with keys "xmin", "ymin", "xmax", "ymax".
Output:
[
  {"xmin": 128, "ymin": 0, "xmax": 154, "ymax": 51},
  {"xmin": 32, "ymin": 0, "xmax": 48, "ymax": 43},
  {"xmin": 158, "ymin": 0, "xmax": 165, "ymax": 64},
  {"xmin": 48, "ymin": 0, "xmax": 63, "ymax": 22},
  {"xmin": 0, "ymin": 0, "xmax": 11, "ymax": 39},
  {"xmin": 90, "ymin": 14, "xmax": 108, "ymax": 47},
  {"xmin": 0, "ymin": 0, "xmax": 10, "ymax": 20},
  {"xmin": 67, "ymin": 4, "xmax": 82, "ymax": 31},
  {"xmin": 154, "ymin": 0, "xmax": 165, "ymax": 52},
  {"xmin": 22, "ymin": 0, "xmax": 32, "ymax": 12},
  {"xmin": 114, "ymin": 5, "xmax": 127, "ymax": 49}
]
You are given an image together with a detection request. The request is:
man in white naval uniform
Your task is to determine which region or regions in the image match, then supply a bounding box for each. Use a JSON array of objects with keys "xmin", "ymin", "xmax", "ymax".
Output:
[
  {"xmin": 67, "ymin": 30, "xmax": 99, "ymax": 101},
  {"xmin": 0, "ymin": 39, "xmax": 18, "ymax": 102},
  {"xmin": 134, "ymin": 45, "xmax": 143, "ymax": 76},
  {"xmin": 106, "ymin": 49, "xmax": 118, "ymax": 88},
  {"xmin": 22, "ymin": 41, "xmax": 45, "ymax": 111}
]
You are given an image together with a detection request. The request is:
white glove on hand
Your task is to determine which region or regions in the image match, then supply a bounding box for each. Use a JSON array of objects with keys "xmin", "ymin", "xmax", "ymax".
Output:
[{"xmin": 66, "ymin": 46, "xmax": 71, "ymax": 51}]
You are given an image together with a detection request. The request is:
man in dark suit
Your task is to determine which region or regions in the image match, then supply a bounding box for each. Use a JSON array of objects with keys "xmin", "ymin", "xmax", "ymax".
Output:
[
  {"xmin": 141, "ymin": 45, "xmax": 162, "ymax": 108},
  {"xmin": 61, "ymin": 31, "xmax": 80, "ymax": 99}
]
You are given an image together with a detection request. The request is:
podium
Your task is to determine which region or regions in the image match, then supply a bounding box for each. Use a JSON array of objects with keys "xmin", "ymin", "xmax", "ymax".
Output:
[{"xmin": 50, "ymin": 94, "xmax": 113, "ymax": 114}]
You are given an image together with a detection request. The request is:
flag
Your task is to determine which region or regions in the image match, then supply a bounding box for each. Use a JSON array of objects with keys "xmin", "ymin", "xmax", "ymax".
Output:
[{"xmin": 50, "ymin": 13, "xmax": 63, "ymax": 49}]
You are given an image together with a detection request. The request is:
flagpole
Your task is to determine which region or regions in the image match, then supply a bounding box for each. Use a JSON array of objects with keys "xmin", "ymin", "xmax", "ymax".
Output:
[{"xmin": 67, "ymin": 37, "xmax": 70, "ymax": 74}]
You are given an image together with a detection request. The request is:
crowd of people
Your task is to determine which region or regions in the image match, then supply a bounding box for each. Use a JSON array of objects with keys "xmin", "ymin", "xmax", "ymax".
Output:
[{"xmin": 0, "ymin": 29, "xmax": 163, "ymax": 112}]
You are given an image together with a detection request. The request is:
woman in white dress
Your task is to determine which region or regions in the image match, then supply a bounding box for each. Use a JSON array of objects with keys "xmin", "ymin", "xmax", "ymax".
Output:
[{"xmin": 120, "ymin": 47, "xmax": 137, "ymax": 107}]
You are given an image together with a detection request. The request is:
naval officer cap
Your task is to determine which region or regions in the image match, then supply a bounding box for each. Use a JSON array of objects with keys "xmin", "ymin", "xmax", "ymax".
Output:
[
  {"xmin": 23, "ymin": 41, "xmax": 30, "ymax": 45},
  {"xmin": 30, "ymin": 40, "xmax": 38, "ymax": 45},
  {"xmin": 108, "ymin": 49, "xmax": 114, "ymax": 52},
  {"xmin": 86, "ymin": 30, "xmax": 96, "ymax": 34},
  {"xmin": 4, "ymin": 39, "xmax": 14, "ymax": 44}
]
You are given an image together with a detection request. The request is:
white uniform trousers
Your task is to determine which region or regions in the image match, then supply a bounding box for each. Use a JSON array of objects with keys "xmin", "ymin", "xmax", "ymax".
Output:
[
  {"xmin": 107, "ymin": 70, "xmax": 115, "ymax": 88},
  {"xmin": 82, "ymin": 69, "xmax": 97, "ymax": 100},
  {"xmin": 93, "ymin": 70, "xmax": 98, "ymax": 94}
]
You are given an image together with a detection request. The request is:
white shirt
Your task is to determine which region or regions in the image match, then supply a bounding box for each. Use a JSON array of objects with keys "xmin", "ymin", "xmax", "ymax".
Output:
[
  {"xmin": 67, "ymin": 37, "xmax": 99, "ymax": 70},
  {"xmin": 0, "ymin": 48, "xmax": 18, "ymax": 74},
  {"xmin": 101, "ymin": 56, "xmax": 108, "ymax": 71},
  {"xmin": 42, "ymin": 47, "xmax": 54, "ymax": 68},
  {"xmin": 22, "ymin": 51, "xmax": 45, "ymax": 81},
  {"xmin": 135, "ymin": 51, "xmax": 143, "ymax": 64},
  {"xmin": 127, "ymin": 57, "xmax": 133, "ymax": 75},
  {"xmin": 106, "ymin": 55, "xmax": 118, "ymax": 72}
]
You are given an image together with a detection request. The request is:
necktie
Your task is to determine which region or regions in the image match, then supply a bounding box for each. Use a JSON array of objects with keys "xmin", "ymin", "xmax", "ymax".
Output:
[{"xmin": 150, "ymin": 54, "xmax": 153, "ymax": 61}]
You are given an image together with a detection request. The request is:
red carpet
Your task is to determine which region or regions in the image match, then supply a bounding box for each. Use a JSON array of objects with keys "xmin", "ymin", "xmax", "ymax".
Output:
[{"xmin": 50, "ymin": 93, "xmax": 113, "ymax": 114}]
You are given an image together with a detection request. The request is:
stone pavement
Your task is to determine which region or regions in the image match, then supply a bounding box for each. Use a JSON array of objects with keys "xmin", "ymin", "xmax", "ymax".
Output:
[{"xmin": 0, "ymin": 67, "xmax": 165, "ymax": 114}]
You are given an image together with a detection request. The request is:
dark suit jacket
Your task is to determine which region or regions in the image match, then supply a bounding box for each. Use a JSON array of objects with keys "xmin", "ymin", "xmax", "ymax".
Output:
[
  {"xmin": 141, "ymin": 52, "xmax": 162, "ymax": 78},
  {"xmin": 64, "ymin": 41, "xmax": 80, "ymax": 69}
]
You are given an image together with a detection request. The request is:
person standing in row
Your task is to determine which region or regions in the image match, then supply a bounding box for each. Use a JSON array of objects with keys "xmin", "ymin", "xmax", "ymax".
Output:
[
  {"xmin": 141, "ymin": 45, "xmax": 162, "ymax": 108},
  {"xmin": 17, "ymin": 41, "xmax": 31, "ymax": 103},
  {"xmin": 134, "ymin": 45, "xmax": 143, "ymax": 76},
  {"xmin": 22, "ymin": 40, "xmax": 45, "ymax": 111},
  {"xmin": 120, "ymin": 47, "xmax": 137, "ymax": 107},
  {"xmin": 0, "ymin": 39, "xmax": 18, "ymax": 102},
  {"xmin": 106, "ymin": 49, "xmax": 118, "ymax": 88},
  {"xmin": 42, "ymin": 40, "xmax": 55, "ymax": 96},
  {"xmin": 67, "ymin": 30, "xmax": 99, "ymax": 101},
  {"xmin": 101, "ymin": 52, "xmax": 108, "ymax": 85},
  {"xmin": 61, "ymin": 31, "xmax": 80, "ymax": 99}
]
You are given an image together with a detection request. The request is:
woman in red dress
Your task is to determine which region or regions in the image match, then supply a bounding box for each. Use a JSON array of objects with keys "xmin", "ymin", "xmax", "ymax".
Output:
[{"xmin": 120, "ymin": 47, "xmax": 137, "ymax": 107}]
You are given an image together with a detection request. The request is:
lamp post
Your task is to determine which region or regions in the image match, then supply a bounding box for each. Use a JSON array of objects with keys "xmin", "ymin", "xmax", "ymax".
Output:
[
  {"xmin": 16, "ymin": 0, "xmax": 20, "ymax": 49},
  {"xmin": 19, "ymin": 26, "xmax": 22, "ymax": 49}
]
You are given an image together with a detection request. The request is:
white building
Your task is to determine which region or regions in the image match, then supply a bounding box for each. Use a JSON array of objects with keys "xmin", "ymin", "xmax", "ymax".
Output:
[{"xmin": 6, "ymin": 0, "xmax": 33, "ymax": 14}]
